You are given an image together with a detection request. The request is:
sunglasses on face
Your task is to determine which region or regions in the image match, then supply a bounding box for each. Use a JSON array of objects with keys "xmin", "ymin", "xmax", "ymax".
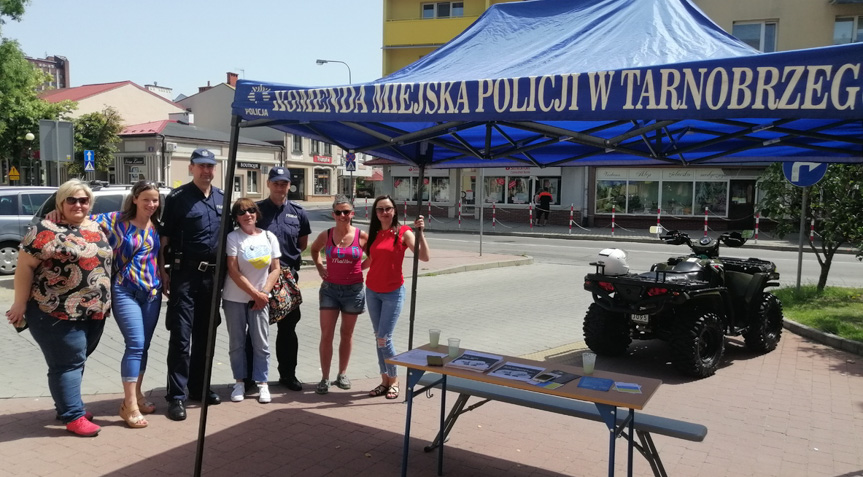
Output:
[
  {"xmin": 235, "ymin": 208, "xmax": 257, "ymax": 216},
  {"xmin": 375, "ymin": 206, "xmax": 395, "ymax": 213},
  {"xmin": 333, "ymin": 210, "xmax": 353, "ymax": 216},
  {"xmin": 65, "ymin": 197, "xmax": 90, "ymax": 206}
]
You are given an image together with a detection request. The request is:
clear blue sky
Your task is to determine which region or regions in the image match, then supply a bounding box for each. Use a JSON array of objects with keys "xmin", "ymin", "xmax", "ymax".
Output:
[{"xmin": 3, "ymin": 0, "xmax": 384, "ymax": 98}]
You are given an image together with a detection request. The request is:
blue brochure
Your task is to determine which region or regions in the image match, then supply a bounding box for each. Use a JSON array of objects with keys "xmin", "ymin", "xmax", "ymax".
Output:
[{"xmin": 577, "ymin": 376, "xmax": 614, "ymax": 392}]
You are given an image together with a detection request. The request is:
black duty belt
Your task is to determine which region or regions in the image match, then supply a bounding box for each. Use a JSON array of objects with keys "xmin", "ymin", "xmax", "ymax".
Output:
[{"xmin": 181, "ymin": 258, "xmax": 217, "ymax": 272}]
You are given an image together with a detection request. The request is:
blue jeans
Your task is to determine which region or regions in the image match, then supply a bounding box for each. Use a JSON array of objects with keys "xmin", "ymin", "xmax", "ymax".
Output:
[
  {"xmin": 26, "ymin": 300, "xmax": 105, "ymax": 424},
  {"xmin": 112, "ymin": 282, "xmax": 161, "ymax": 382},
  {"xmin": 223, "ymin": 300, "xmax": 270, "ymax": 383},
  {"xmin": 366, "ymin": 286, "xmax": 405, "ymax": 378}
]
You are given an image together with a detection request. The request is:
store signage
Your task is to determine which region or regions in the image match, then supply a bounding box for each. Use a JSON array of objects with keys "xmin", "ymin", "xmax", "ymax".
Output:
[
  {"xmin": 237, "ymin": 162, "xmax": 260, "ymax": 169},
  {"xmin": 313, "ymin": 155, "xmax": 333, "ymax": 164},
  {"xmin": 123, "ymin": 157, "xmax": 145, "ymax": 165}
]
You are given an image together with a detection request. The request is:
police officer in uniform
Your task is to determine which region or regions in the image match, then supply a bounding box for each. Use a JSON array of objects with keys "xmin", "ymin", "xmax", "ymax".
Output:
[
  {"xmin": 254, "ymin": 167, "xmax": 311, "ymax": 391},
  {"xmin": 159, "ymin": 148, "xmax": 224, "ymax": 421}
]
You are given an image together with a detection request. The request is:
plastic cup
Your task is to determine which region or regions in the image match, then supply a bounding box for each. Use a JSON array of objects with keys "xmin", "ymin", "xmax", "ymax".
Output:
[
  {"xmin": 429, "ymin": 329, "xmax": 441, "ymax": 348},
  {"xmin": 448, "ymin": 338, "xmax": 461, "ymax": 358},
  {"xmin": 583, "ymin": 352, "xmax": 597, "ymax": 375}
]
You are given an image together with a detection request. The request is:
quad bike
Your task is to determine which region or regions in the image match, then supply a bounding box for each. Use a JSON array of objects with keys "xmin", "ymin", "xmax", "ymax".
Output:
[{"xmin": 582, "ymin": 228, "xmax": 784, "ymax": 378}]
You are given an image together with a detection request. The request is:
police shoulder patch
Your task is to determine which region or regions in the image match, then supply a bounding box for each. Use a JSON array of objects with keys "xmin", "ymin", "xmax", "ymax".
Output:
[{"xmin": 289, "ymin": 201, "xmax": 304, "ymax": 208}]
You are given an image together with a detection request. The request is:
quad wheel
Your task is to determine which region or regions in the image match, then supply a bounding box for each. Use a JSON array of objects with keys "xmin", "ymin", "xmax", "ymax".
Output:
[
  {"xmin": 743, "ymin": 293, "xmax": 784, "ymax": 353},
  {"xmin": 670, "ymin": 311, "xmax": 725, "ymax": 378},
  {"xmin": 583, "ymin": 303, "xmax": 631, "ymax": 356}
]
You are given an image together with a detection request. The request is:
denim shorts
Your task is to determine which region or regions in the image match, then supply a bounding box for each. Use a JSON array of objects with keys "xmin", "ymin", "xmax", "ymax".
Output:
[{"xmin": 319, "ymin": 281, "xmax": 365, "ymax": 314}]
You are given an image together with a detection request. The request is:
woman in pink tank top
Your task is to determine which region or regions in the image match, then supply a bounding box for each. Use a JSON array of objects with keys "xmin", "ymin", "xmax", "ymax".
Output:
[{"xmin": 309, "ymin": 195, "xmax": 368, "ymax": 395}]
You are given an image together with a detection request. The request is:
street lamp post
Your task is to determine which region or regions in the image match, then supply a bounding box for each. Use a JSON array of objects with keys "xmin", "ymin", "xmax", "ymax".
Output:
[
  {"xmin": 315, "ymin": 59, "xmax": 352, "ymax": 85},
  {"xmin": 316, "ymin": 59, "xmax": 354, "ymax": 201},
  {"xmin": 24, "ymin": 132, "xmax": 35, "ymax": 185}
]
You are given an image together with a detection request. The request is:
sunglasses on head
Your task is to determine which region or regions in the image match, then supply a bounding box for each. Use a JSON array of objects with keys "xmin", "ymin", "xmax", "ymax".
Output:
[
  {"xmin": 236, "ymin": 207, "xmax": 257, "ymax": 216},
  {"xmin": 333, "ymin": 210, "xmax": 353, "ymax": 216},
  {"xmin": 65, "ymin": 197, "xmax": 90, "ymax": 206},
  {"xmin": 375, "ymin": 206, "xmax": 395, "ymax": 213}
]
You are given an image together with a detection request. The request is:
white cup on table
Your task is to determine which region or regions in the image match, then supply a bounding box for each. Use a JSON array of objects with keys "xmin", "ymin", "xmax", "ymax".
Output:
[
  {"xmin": 429, "ymin": 329, "xmax": 441, "ymax": 348},
  {"xmin": 583, "ymin": 352, "xmax": 597, "ymax": 375},
  {"xmin": 447, "ymin": 338, "xmax": 461, "ymax": 359}
]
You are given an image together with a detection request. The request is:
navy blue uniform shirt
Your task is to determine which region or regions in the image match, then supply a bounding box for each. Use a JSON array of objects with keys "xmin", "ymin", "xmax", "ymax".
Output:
[
  {"xmin": 160, "ymin": 182, "xmax": 224, "ymax": 259},
  {"xmin": 256, "ymin": 198, "xmax": 311, "ymax": 269}
]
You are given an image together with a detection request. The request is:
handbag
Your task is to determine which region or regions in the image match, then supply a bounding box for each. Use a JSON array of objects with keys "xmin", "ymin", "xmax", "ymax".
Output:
[{"xmin": 269, "ymin": 266, "xmax": 302, "ymax": 324}]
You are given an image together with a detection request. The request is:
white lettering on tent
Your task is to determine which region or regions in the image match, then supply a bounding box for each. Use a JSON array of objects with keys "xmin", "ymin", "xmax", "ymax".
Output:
[
  {"xmin": 832, "ymin": 63, "xmax": 860, "ymax": 110},
  {"xmin": 803, "ymin": 65, "xmax": 830, "ymax": 109},
  {"xmin": 778, "ymin": 67, "xmax": 805, "ymax": 109},
  {"xmin": 588, "ymin": 71, "xmax": 615, "ymax": 110},
  {"xmin": 729, "ymin": 67, "xmax": 754, "ymax": 109},
  {"xmin": 753, "ymin": 67, "xmax": 780, "ymax": 109}
]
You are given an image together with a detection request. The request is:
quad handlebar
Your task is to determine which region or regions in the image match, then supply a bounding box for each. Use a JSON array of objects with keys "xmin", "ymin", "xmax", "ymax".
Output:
[{"xmin": 659, "ymin": 229, "xmax": 749, "ymax": 258}]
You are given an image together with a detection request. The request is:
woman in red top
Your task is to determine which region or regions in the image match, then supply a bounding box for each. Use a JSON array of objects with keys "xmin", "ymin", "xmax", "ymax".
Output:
[
  {"xmin": 364, "ymin": 195, "xmax": 430, "ymax": 400},
  {"xmin": 310, "ymin": 195, "xmax": 368, "ymax": 395}
]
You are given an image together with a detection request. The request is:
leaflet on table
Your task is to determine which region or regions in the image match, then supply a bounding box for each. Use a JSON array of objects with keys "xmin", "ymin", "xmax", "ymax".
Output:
[
  {"xmin": 528, "ymin": 370, "xmax": 581, "ymax": 389},
  {"xmin": 577, "ymin": 376, "xmax": 615, "ymax": 392},
  {"xmin": 444, "ymin": 351, "xmax": 504, "ymax": 372},
  {"xmin": 392, "ymin": 348, "xmax": 448, "ymax": 367},
  {"xmin": 613, "ymin": 382, "xmax": 643, "ymax": 394},
  {"xmin": 487, "ymin": 362, "xmax": 545, "ymax": 381}
]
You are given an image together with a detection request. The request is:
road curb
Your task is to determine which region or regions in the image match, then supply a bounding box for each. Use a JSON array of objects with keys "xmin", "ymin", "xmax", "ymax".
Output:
[
  {"xmin": 416, "ymin": 256, "xmax": 534, "ymax": 277},
  {"xmin": 784, "ymin": 318, "xmax": 863, "ymax": 356}
]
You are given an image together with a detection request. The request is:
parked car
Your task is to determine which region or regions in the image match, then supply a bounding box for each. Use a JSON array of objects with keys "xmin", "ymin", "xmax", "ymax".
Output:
[
  {"xmin": 0, "ymin": 182, "xmax": 171, "ymax": 275},
  {"xmin": 0, "ymin": 186, "xmax": 58, "ymax": 275}
]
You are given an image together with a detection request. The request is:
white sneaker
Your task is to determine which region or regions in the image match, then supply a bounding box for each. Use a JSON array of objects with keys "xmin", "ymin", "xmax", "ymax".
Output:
[
  {"xmin": 258, "ymin": 384, "xmax": 271, "ymax": 404},
  {"xmin": 230, "ymin": 382, "xmax": 245, "ymax": 402}
]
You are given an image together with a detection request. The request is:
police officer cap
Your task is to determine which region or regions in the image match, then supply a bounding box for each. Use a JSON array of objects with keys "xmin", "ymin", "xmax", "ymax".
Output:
[
  {"xmin": 190, "ymin": 148, "xmax": 217, "ymax": 165},
  {"xmin": 268, "ymin": 167, "xmax": 291, "ymax": 182}
]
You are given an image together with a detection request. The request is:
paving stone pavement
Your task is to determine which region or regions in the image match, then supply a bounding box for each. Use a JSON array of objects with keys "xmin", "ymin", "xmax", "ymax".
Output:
[{"xmin": 2, "ymin": 243, "xmax": 863, "ymax": 476}]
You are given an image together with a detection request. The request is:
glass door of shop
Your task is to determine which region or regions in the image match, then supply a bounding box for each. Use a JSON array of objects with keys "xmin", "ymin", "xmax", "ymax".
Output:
[{"xmin": 728, "ymin": 180, "xmax": 756, "ymax": 230}]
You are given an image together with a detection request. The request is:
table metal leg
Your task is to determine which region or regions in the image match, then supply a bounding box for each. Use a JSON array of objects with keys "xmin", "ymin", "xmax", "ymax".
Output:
[
  {"xmin": 594, "ymin": 403, "xmax": 617, "ymax": 477},
  {"xmin": 628, "ymin": 409, "xmax": 635, "ymax": 477},
  {"xmin": 438, "ymin": 375, "xmax": 447, "ymax": 475},
  {"xmin": 401, "ymin": 369, "xmax": 426, "ymax": 477}
]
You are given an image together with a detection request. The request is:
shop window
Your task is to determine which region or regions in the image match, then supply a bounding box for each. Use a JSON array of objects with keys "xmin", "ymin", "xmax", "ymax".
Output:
[
  {"xmin": 507, "ymin": 177, "xmax": 530, "ymax": 204},
  {"xmin": 626, "ymin": 181, "xmax": 659, "ymax": 215},
  {"xmin": 292, "ymin": 134, "xmax": 303, "ymax": 153},
  {"xmin": 596, "ymin": 180, "xmax": 627, "ymax": 213},
  {"xmin": 234, "ymin": 176, "xmax": 242, "ymax": 193},
  {"xmin": 324, "ymin": 143, "xmax": 332, "ymax": 155},
  {"xmin": 695, "ymin": 181, "xmax": 728, "ymax": 215},
  {"xmin": 393, "ymin": 177, "xmax": 413, "ymax": 202},
  {"xmin": 314, "ymin": 169, "xmax": 330, "ymax": 195},
  {"xmin": 311, "ymin": 140, "xmax": 321, "ymax": 155},
  {"xmin": 661, "ymin": 182, "xmax": 694, "ymax": 215},
  {"xmin": 834, "ymin": 16, "xmax": 862, "ymax": 45},
  {"xmin": 246, "ymin": 170, "xmax": 258, "ymax": 193},
  {"xmin": 732, "ymin": 21, "xmax": 777, "ymax": 52},
  {"xmin": 483, "ymin": 176, "xmax": 505, "ymax": 203},
  {"xmin": 431, "ymin": 177, "xmax": 450, "ymax": 202},
  {"xmin": 534, "ymin": 177, "xmax": 561, "ymax": 205}
]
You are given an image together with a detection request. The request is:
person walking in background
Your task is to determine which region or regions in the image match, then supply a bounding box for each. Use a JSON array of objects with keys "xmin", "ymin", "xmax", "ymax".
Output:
[
  {"xmin": 5, "ymin": 180, "xmax": 112, "ymax": 437},
  {"xmin": 364, "ymin": 195, "xmax": 430, "ymax": 400},
  {"xmin": 223, "ymin": 198, "xmax": 280, "ymax": 404},
  {"xmin": 48, "ymin": 180, "xmax": 163, "ymax": 428},
  {"xmin": 255, "ymin": 167, "xmax": 311, "ymax": 391},
  {"xmin": 159, "ymin": 148, "xmax": 225, "ymax": 421},
  {"xmin": 309, "ymin": 195, "xmax": 368, "ymax": 395},
  {"xmin": 535, "ymin": 187, "xmax": 553, "ymax": 226}
]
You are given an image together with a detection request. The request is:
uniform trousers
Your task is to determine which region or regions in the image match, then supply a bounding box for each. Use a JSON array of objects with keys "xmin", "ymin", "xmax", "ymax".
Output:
[{"xmin": 165, "ymin": 266, "xmax": 220, "ymax": 402}]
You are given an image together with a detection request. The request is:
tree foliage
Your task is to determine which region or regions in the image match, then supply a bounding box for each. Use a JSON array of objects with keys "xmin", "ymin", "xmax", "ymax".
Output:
[
  {"xmin": 70, "ymin": 107, "xmax": 124, "ymax": 175},
  {"xmin": 758, "ymin": 163, "xmax": 863, "ymax": 291}
]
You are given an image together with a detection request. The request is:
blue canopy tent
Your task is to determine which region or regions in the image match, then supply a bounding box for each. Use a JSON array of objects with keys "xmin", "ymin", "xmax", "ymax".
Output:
[{"xmin": 190, "ymin": 1, "xmax": 863, "ymax": 472}]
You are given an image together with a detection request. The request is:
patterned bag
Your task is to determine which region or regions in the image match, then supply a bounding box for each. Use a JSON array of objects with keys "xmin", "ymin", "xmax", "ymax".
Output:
[{"xmin": 269, "ymin": 266, "xmax": 302, "ymax": 324}]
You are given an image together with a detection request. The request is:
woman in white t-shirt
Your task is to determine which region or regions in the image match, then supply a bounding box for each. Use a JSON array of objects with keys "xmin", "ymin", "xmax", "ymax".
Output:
[{"xmin": 222, "ymin": 198, "xmax": 281, "ymax": 404}]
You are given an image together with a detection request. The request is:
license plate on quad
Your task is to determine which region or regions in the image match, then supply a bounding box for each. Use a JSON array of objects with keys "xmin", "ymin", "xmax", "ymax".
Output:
[{"xmin": 630, "ymin": 314, "xmax": 650, "ymax": 323}]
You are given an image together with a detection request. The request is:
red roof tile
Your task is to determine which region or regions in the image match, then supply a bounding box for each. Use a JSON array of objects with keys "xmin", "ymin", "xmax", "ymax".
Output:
[
  {"xmin": 40, "ymin": 81, "xmax": 181, "ymax": 107},
  {"xmin": 120, "ymin": 120, "xmax": 175, "ymax": 136}
]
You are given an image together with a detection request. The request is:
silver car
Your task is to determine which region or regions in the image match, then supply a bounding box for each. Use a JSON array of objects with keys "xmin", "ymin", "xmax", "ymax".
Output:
[{"xmin": 0, "ymin": 186, "xmax": 57, "ymax": 274}]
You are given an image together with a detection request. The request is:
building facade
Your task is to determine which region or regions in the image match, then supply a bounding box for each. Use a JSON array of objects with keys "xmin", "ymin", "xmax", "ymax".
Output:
[
  {"xmin": 25, "ymin": 55, "xmax": 70, "ymax": 91},
  {"xmin": 376, "ymin": 0, "xmax": 863, "ymax": 229}
]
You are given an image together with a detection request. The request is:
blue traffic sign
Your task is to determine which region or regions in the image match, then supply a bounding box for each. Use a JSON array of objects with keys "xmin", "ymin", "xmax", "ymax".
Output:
[
  {"xmin": 84, "ymin": 150, "xmax": 95, "ymax": 172},
  {"xmin": 782, "ymin": 162, "xmax": 827, "ymax": 187},
  {"xmin": 345, "ymin": 152, "xmax": 356, "ymax": 172}
]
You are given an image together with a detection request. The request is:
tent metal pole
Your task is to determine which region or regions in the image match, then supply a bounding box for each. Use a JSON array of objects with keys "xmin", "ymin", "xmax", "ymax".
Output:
[
  {"xmin": 193, "ymin": 114, "xmax": 241, "ymax": 477},
  {"xmin": 407, "ymin": 163, "xmax": 426, "ymax": 351}
]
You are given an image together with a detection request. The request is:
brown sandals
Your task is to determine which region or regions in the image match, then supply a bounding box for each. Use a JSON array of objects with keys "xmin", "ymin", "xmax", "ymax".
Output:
[
  {"xmin": 369, "ymin": 384, "xmax": 388, "ymax": 397},
  {"xmin": 120, "ymin": 403, "xmax": 148, "ymax": 428},
  {"xmin": 385, "ymin": 385, "xmax": 400, "ymax": 400}
]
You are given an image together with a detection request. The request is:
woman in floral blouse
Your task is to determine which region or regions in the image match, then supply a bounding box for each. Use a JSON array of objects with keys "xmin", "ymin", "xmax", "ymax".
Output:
[{"xmin": 6, "ymin": 179, "xmax": 112, "ymax": 437}]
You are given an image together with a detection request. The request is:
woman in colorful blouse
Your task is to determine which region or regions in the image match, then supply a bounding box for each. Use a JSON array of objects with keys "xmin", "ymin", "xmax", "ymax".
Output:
[
  {"xmin": 6, "ymin": 180, "xmax": 112, "ymax": 437},
  {"xmin": 91, "ymin": 181, "xmax": 163, "ymax": 428},
  {"xmin": 310, "ymin": 195, "xmax": 368, "ymax": 395},
  {"xmin": 364, "ymin": 195, "xmax": 430, "ymax": 400}
]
